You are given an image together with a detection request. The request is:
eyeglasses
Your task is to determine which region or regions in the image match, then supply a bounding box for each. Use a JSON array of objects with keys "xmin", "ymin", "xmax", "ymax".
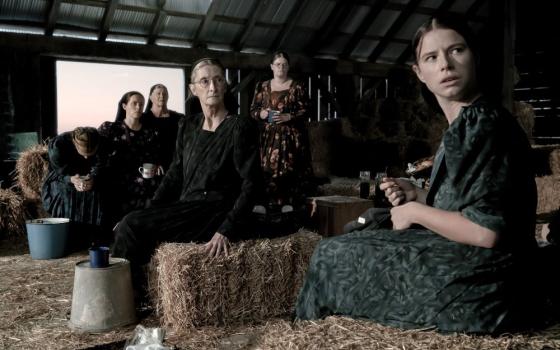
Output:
[
  {"xmin": 191, "ymin": 76, "xmax": 226, "ymax": 88},
  {"xmin": 273, "ymin": 63, "xmax": 289, "ymax": 68}
]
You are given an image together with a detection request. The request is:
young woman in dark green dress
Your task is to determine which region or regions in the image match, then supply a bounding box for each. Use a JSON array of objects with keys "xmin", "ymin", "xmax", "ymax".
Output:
[
  {"xmin": 112, "ymin": 58, "xmax": 261, "ymax": 283},
  {"xmin": 296, "ymin": 16, "xmax": 543, "ymax": 334}
]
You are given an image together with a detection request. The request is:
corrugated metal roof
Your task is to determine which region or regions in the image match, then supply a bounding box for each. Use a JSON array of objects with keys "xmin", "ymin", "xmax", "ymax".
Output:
[
  {"xmin": 0, "ymin": 0, "xmax": 491, "ymax": 66},
  {"xmin": 112, "ymin": 8, "xmax": 154, "ymax": 35},
  {"xmin": 159, "ymin": 15, "xmax": 201, "ymax": 40},
  {"xmin": 296, "ymin": 0, "xmax": 335, "ymax": 29},
  {"xmin": 58, "ymin": 3, "xmax": 104, "ymax": 30},
  {"xmin": 217, "ymin": 0, "xmax": 256, "ymax": 19},
  {"xmin": 339, "ymin": 5, "xmax": 370, "ymax": 35},
  {"xmin": 164, "ymin": 0, "xmax": 212, "ymax": 15},
  {"xmin": 0, "ymin": 0, "xmax": 48, "ymax": 22}
]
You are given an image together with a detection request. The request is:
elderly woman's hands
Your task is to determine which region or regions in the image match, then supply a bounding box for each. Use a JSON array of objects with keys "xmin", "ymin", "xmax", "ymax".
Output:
[
  {"xmin": 204, "ymin": 232, "xmax": 230, "ymax": 258},
  {"xmin": 379, "ymin": 177, "xmax": 417, "ymax": 207}
]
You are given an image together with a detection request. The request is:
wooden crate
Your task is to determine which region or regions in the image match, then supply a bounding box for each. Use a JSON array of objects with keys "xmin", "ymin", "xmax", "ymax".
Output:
[{"xmin": 313, "ymin": 195, "xmax": 373, "ymax": 236}]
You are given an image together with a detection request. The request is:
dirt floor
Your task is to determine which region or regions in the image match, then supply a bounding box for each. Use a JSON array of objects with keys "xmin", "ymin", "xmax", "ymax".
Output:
[{"xmin": 2, "ymin": 236, "xmax": 560, "ymax": 350}]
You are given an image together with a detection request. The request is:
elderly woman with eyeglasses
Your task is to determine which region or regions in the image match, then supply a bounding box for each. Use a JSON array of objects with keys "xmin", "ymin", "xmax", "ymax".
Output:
[
  {"xmin": 112, "ymin": 58, "xmax": 262, "ymax": 295},
  {"xmin": 41, "ymin": 126, "xmax": 111, "ymax": 248}
]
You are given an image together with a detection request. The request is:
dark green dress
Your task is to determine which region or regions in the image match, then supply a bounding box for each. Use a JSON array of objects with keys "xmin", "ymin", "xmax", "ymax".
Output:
[{"xmin": 296, "ymin": 99, "xmax": 539, "ymax": 333}]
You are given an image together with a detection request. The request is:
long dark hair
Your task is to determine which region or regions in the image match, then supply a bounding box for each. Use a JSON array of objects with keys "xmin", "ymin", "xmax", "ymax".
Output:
[
  {"xmin": 144, "ymin": 83, "xmax": 168, "ymax": 113},
  {"xmin": 115, "ymin": 91, "xmax": 144, "ymax": 122},
  {"xmin": 412, "ymin": 15, "xmax": 480, "ymax": 113}
]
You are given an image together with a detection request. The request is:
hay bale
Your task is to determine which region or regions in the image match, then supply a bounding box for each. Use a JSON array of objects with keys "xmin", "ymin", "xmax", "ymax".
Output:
[
  {"xmin": 149, "ymin": 230, "xmax": 321, "ymax": 332},
  {"xmin": 513, "ymin": 101, "xmax": 535, "ymax": 141},
  {"xmin": 549, "ymin": 149, "xmax": 560, "ymax": 176},
  {"xmin": 0, "ymin": 188, "xmax": 26, "ymax": 238},
  {"xmin": 536, "ymin": 176, "xmax": 560, "ymax": 214},
  {"xmin": 15, "ymin": 144, "xmax": 48, "ymax": 202},
  {"xmin": 251, "ymin": 316, "xmax": 560, "ymax": 350},
  {"xmin": 318, "ymin": 177, "xmax": 360, "ymax": 197}
]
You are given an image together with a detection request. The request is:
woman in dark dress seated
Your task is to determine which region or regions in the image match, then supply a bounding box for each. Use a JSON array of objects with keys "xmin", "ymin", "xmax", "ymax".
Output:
[
  {"xmin": 112, "ymin": 58, "xmax": 261, "ymax": 283},
  {"xmin": 143, "ymin": 83, "xmax": 185, "ymax": 172},
  {"xmin": 296, "ymin": 16, "xmax": 545, "ymax": 334},
  {"xmin": 41, "ymin": 127, "xmax": 110, "ymax": 247},
  {"xmin": 98, "ymin": 91, "xmax": 162, "ymax": 222}
]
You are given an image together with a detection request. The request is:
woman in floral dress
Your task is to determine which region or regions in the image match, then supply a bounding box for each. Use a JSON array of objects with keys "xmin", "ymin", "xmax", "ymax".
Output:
[
  {"xmin": 99, "ymin": 91, "xmax": 162, "ymax": 222},
  {"xmin": 250, "ymin": 51, "xmax": 314, "ymax": 214}
]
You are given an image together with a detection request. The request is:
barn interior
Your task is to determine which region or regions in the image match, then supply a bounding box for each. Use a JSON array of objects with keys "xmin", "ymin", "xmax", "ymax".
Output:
[{"xmin": 2, "ymin": 0, "xmax": 560, "ymax": 349}]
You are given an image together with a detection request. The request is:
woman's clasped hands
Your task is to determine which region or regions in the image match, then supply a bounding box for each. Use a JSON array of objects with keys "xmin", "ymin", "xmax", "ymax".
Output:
[{"xmin": 71, "ymin": 174, "xmax": 93, "ymax": 192}]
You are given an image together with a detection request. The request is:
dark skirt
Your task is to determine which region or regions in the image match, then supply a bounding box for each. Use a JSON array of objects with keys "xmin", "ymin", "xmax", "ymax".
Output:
[
  {"xmin": 111, "ymin": 199, "xmax": 233, "ymax": 266},
  {"xmin": 41, "ymin": 173, "xmax": 106, "ymax": 226},
  {"xmin": 295, "ymin": 228, "xmax": 541, "ymax": 334},
  {"xmin": 260, "ymin": 123, "xmax": 314, "ymax": 208}
]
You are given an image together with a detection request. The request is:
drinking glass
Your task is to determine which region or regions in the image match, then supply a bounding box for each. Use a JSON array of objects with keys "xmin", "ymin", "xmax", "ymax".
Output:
[
  {"xmin": 374, "ymin": 172, "xmax": 387, "ymax": 206},
  {"xmin": 359, "ymin": 171, "xmax": 371, "ymax": 199}
]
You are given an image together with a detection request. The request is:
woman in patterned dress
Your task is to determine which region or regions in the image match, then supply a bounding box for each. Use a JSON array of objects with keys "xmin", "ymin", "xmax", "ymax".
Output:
[
  {"xmin": 99, "ymin": 91, "xmax": 162, "ymax": 222},
  {"xmin": 250, "ymin": 51, "xmax": 314, "ymax": 214},
  {"xmin": 296, "ymin": 16, "xmax": 545, "ymax": 333}
]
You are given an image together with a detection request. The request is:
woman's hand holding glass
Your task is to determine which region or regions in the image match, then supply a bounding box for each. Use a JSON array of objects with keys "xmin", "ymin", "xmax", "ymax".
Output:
[
  {"xmin": 379, "ymin": 177, "xmax": 417, "ymax": 207},
  {"xmin": 273, "ymin": 113, "xmax": 292, "ymax": 123}
]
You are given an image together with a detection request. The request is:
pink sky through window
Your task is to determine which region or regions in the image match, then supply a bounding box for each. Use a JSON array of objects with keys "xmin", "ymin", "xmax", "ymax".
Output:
[{"xmin": 56, "ymin": 60, "xmax": 185, "ymax": 133}]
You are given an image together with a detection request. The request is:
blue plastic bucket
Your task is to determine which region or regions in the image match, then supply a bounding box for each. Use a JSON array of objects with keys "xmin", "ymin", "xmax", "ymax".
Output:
[{"xmin": 26, "ymin": 218, "xmax": 70, "ymax": 259}]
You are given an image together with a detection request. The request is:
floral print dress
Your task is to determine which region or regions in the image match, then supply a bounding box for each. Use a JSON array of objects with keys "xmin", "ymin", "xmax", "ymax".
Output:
[
  {"xmin": 250, "ymin": 79, "xmax": 314, "ymax": 210},
  {"xmin": 98, "ymin": 121, "xmax": 162, "ymax": 221}
]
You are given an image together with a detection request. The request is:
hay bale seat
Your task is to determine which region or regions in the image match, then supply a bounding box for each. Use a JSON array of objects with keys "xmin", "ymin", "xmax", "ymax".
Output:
[
  {"xmin": 149, "ymin": 229, "xmax": 321, "ymax": 333},
  {"xmin": 15, "ymin": 144, "xmax": 49, "ymax": 202},
  {"xmin": 0, "ymin": 188, "xmax": 26, "ymax": 238}
]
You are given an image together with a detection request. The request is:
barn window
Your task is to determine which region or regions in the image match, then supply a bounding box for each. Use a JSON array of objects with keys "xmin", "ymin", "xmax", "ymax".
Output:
[{"xmin": 56, "ymin": 60, "xmax": 185, "ymax": 133}]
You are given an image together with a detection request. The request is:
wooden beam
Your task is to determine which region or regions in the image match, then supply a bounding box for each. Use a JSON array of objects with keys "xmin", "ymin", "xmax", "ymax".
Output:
[
  {"xmin": 0, "ymin": 31, "xmax": 400, "ymax": 77},
  {"xmin": 395, "ymin": 0, "xmax": 458, "ymax": 64},
  {"xmin": 45, "ymin": 0, "xmax": 62, "ymax": 36},
  {"xmin": 270, "ymin": 0, "xmax": 308, "ymax": 50},
  {"xmin": 232, "ymin": 0, "xmax": 264, "ymax": 52},
  {"xmin": 467, "ymin": 0, "xmax": 487, "ymax": 17},
  {"xmin": 99, "ymin": 0, "xmax": 119, "ymax": 42},
  {"xmin": 231, "ymin": 71, "xmax": 256, "ymax": 93},
  {"xmin": 341, "ymin": 0, "xmax": 389, "ymax": 58},
  {"xmin": 306, "ymin": 1, "xmax": 353, "ymax": 55},
  {"xmin": 192, "ymin": 0, "xmax": 220, "ymax": 48},
  {"xmin": 147, "ymin": 0, "xmax": 166, "ymax": 45},
  {"xmin": 367, "ymin": 0, "xmax": 422, "ymax": 62}
]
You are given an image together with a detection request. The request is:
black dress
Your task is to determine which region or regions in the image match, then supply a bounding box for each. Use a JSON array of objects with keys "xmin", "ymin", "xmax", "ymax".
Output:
[
  {"xmin": 111, "ymin": 113, "xmax": 262, "ymax": 266},
  {"xmin": 41, "ymin": 132, "xmax": 109, "ymax": 226},
  {"xmin": 296, "ymin": 99, "xmax": 542, "ymax": 333},
  {"xmin": 98, "ymin": 121, "xmax": 162, "ymax": 220},
  {"xmin": 143, "ymin": 110, "xmax": 184, "ymax": 172}
]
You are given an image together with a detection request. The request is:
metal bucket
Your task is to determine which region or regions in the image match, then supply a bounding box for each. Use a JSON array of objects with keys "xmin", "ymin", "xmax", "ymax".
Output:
[
  {"xmin": 69, "ymin": 258, "xmax": 136, "ymax": 332},
  {"xmin": 25, "ymin": 218, "xmax": 70, "ymax": 259}
]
